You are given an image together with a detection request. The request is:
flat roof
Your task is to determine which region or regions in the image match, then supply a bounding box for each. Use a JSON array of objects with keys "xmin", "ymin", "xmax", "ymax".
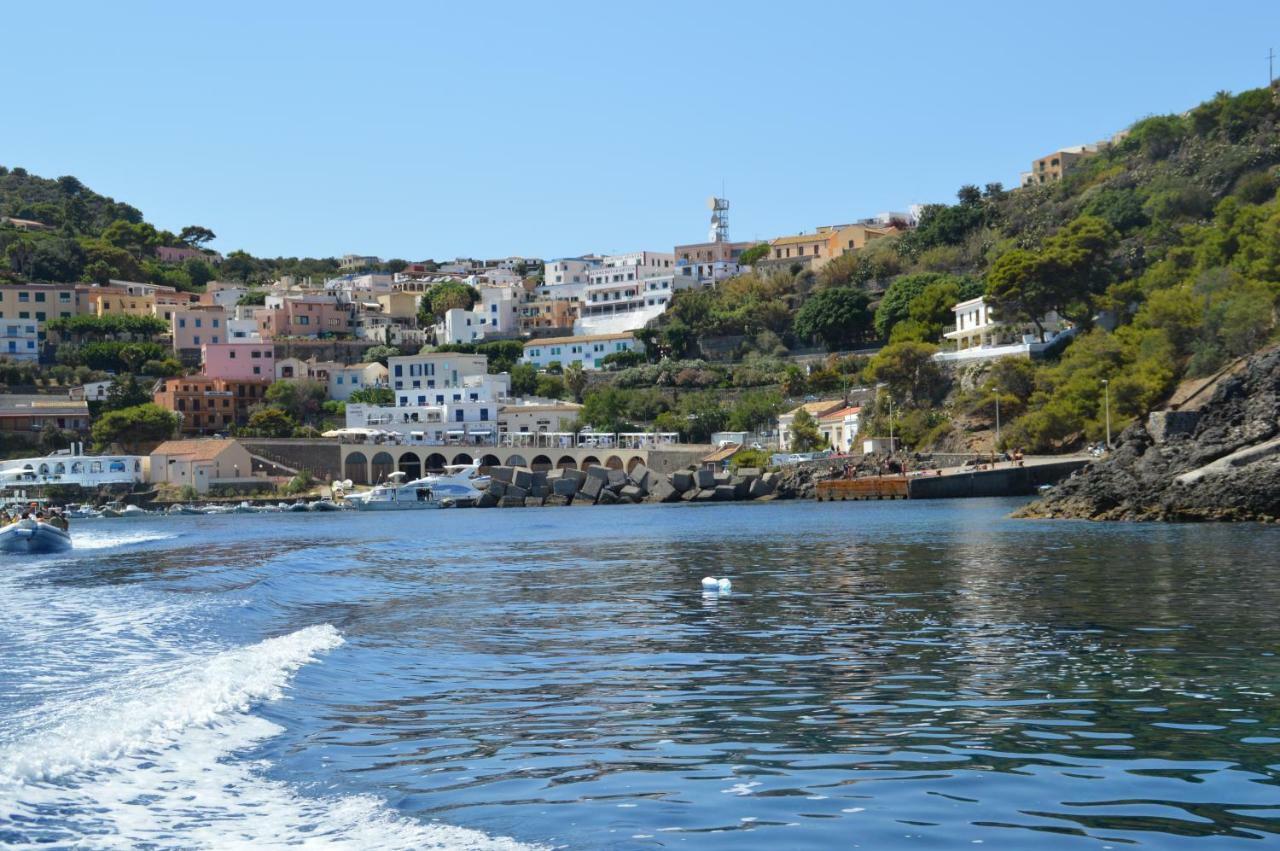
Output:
[{"xmin": 524, "ymin": 332, "xmax": 635, "ymax": 347}]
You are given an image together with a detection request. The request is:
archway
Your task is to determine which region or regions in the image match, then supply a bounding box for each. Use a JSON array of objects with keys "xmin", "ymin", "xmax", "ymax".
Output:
[
  {"xmin": 626, "ymin": 457, "xmax": 643, "ymax": 473},
  {"xmin": 452, "ymin": 452, "xmax": 474, "ymax": 466},
  {"xmin": 54, "ymin": 462, "xmax": 66, "ymax": 475},
  {"xmin": 398, "ymin": 451, "xmax": 421, "ymax": 480},
  {"xmin": 580, "ymin": 455, "xmax": 600, "ymax": 471},
  {"xmin": 371, "ymin": 451, "xmax": 395, "ymax": 483},
  {"xmin": 344, "ymin": 451, "xmax": 368, "ymax": 484},
  {"xmin": 531, "ymin": 455, "xmax": 553, "ymax": 472},
  {"xmin": 556, "ymin": 455, "xmax": 577, "ymax": 470},
  {"xmin": 505, "ymin": 453, "xmax": 527, "ymax": 468},
  {"xmin": 605, "ymin": 455, "xmax": 624, "ymax": 471},
  {"xmin": 479, "ymin": 454, "xmax": 501, "ymax": 474},
  {"xmin": 425, "ymin": 452, "xmax": 447, "ymax": 473}
]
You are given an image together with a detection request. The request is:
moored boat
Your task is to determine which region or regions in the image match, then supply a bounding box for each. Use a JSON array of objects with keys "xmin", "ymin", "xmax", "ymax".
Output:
[
  {"xmin": 345, "ymin": 463, "xmax": 488, "ymax": 511},
  {"xmin": 0, "ymin": 518, "xmax": 72, "ymax": 554}
]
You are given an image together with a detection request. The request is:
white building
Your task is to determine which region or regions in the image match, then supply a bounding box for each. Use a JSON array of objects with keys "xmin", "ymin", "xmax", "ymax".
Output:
[
  {"xmin": 345, "ymin": 352, "xmax": 508, "ymax": 443},
  {"xmin": 0, "ymin": 319, "xmax": 40, "ymax": 362},
  {"xmin": 936, "ymin": 296, "xmax": 1071, "ymax": 363},
  {"xmin": 328, "ymin": 362, "xmax": 390, "ymax": 401},
  {"xmin": 71, "ymin": 380, "xmax": 114, "ymax": 402},
  {"xmin": 0, "ymin": 446, "xmax": 145, "ymax": 492},
  {"xmin": 544, "ymin": 257, "xmax": 599, "ymax": 287},
  {"xmin": 521, "ymin": 332, "xmax": 641, "ymax": 370},
  {"xmin": 573, "ymin": 271, "xmax": 701, "ymax": 335},
  {"xmin": 817, "ymin": 405, "xmax": 862, "ymax": 454},
  {"xmin": 498, "ymin": 400, "xmax": 583, "ymax": 435},
  {"xmin": 435, "ymin": 285, "xmax": 521, "ymax": 344},
  {"xmin": 587, "ymin": 251, "xmax": 675, "ymax": 287},
  {"xmin": 204, "ymin": 283, "xmax": 248, "ymax": 309},
  {"xmin": 226, "ymin": 318, "xmax": 261, "ymax": 341}
]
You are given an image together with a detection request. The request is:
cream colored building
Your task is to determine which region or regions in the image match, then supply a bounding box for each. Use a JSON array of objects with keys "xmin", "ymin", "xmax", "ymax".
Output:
[
  {"xmin": 149, "ymin": 438, "xmax": 255, "ymax": 494},
  {"xmin": 499, "ymin": 400, "xmax": 583, "ymax": 435},
  {"xmin": 778, "ymin": 399, "xmax": 846, "ymax": 451},
  {"xmin": 818, "ymin": 405, "xmax": 862, "ymax": 454}
]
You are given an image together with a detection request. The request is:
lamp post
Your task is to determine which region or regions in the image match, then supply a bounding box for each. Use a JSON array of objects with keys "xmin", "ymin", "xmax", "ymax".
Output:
[
  {"xmin": 994, "ymin": 395, "xmax": 1001, "ymax": 458},
  {"xmin": 1101, "ymin": 379, "xmax": 1111, "ymax": 450},
  {"xmin": 887, "ymin": 394, "xmax": 895, "ymax": 456}
]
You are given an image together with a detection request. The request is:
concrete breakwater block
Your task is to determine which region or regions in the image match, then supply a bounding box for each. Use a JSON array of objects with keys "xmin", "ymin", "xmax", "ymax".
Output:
[
  {"xmin": 649, "ymin": 478, "xmax": 679, "ymax": 502},
  {"xmin": 628, "ymin": 463, "xmax": 652, "ymax": 491},
  {"xmin": 580, "ymin": 476, "xmax": 604, "ymax": 499},
  {"xmin": 490, "ymin": 466, "xmax": 514, "ymax": 484},
  {"xmin": 523, "ymin": 496, "xmax": 544, "ymax": 508},
  {"xmin": 512, "ymin": 468, "xmax": 534, "ymax": 491},
  {"xmin": 586, "ymin": 465, "xmax": 610, "ymax": 482},
  {"xmin": 505, "ymin": 484, "xmax": 529, "ymax": 500},
  {"xmin": 731, "ymin": 476, "xmax": 752, "ymax": 498},
  {"xmin": 713, "ymin": 471, "xmax": 733, "ymax": 486},
  {"xmin": 696, "ymin": 469, "xmax": 717, "ymax": 489},
  {"xmin": 553, "ymin": 478, "xmax": 578, "ymax": 497},
  {"xmin": 748, "ymin": 477, "xmax": 771, "ymax": 498},
  {"xmin": 681, "ymin": 488, "xmax": 699, "ymax": 501},
  {"xmin": 545, "ymin": 467, "xmax": 565, "ymax": 481},
  {"xmin": 477, "ymin": 491, "xmax": 499, "ymax": 507},
  {"xmin": 736, "ymin": 467, "xmax": 762, "ymax": 479},
  {"xmin": 487, "ymin": 481, "xmax": 508, "ymax": 498},
  {"xmin": 544, "ymin": 494, "xmax": 570, "ymax": 506},
  {"xmin": 713, "ymin": 484, "xmax": 736, "ymax": 501},
  {"xmin": 598, "ymin": 489, "xmax": 619, "ymax": 505},
  {"xmin": 620, "ymin": 485, "xmax": 644, "ymax": 502},
  {"xmin": 694, "ymin": 489, "xmax": 717, "ymax": 501},
  {"xmin": 671, "ymin": 471, "xmax": 695, "ymax": 493},
  {"xmin": 498, "ymin": 496, "xmax": 526, "ymax": 508},
  {"xmin": 606, "ymin": 468, "xmax": 627, "ymax": 487}
]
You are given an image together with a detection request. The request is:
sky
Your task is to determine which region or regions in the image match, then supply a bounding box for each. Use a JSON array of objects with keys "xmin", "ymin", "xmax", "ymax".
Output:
[{"xmin": 4, "ymin": 1, "xmax": 1279, "ymax": 261}]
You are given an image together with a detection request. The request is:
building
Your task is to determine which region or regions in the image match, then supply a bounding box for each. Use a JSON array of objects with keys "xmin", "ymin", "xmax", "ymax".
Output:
[
  {"xmin": 70, "ymin": 380, "xmax": 114, "ymax": 402},
  {"xmin": 375, "ymin": 291, "xmax": 420, "ymax": 320},
  {"xmin": 765, "ymin": 223, "xmax": 898, "ymax": 270},
  {"xmin": 0, "ymin": 394, "xmax": 90, "ymax": 436},
  {"xmin": 153, "ymin": 377, "xmax": 270, "ymax": 434},
  {"xmin": 199, "ymin": 282, "xmax": 249, "ymax": 309},
  {"xmin": 777, "ymin": 400, "xmax": 846, "ymax": 451},
  {"xmin": 201, "ymin": 341, "xmax": 275, "ymax": 381},
  {"xmin": 674, "ymin": 239, "xmax": 755, "ymax": 265},
  {"xmin": 936, "ymin": 296, "xmax": 1071, "ymax": 363},
  {"xmin": 519, "ymin": 297, "xmax": 577, "ymax": 334},
  {"xmin": 156, "ymin": 245, "xmax": 221, "ymax": 265},
  {"xmin": 521, "ymin": 332, "xmax": 641, "ymax": 370},
  {"xmin": 543, "ymin": 257, "xmax": 599, "ymax": 286},
  {"xmin": 386, "ymin": 352, "xmax": 508, "ymax": 401},
  {"xmin": 84, "ymin": 288, "xmax": 157, "ymax": 318},
  {"xmin": 226, "ymin": 317, "xmax": 261, "ymax": 341},
  {"xmin": 0, "ymin": 283, "xmax": 83, "ymax": 323},
  {"xmin": 255, "ymin": 295, "xmax": 353, "ymax": 339},
  {"xmin": 0, "ymin": 319, "xmax": 40, "ymax": 361},
  {"xmin": 817, "ymin": 405, "xmax": 862, "ymax": 454},
  {"xmin": 339, "ymin": 254, "xmax": 382, "ymax": 272},
  {"xmin": 498, "ymin": 400, "xmax": 583, "ymax": 436},
  {"xmin": 328, "ymin": 362, "xmax": 389, "ymax": 401},
  {"xmin": 171, "ymin": 306, "xmax": 229, "ymax": 352},
  {"xmin": 1020, "ymin": 145, "xmax": 1100, "ymax": 187},
  {"xmin": 573, "ymin": 273, "xmax": 698, "ymax": 336},
  {"xmin": 149, "ymin": 439, "xmax": 255, "ymax": 494},
  {"xmin": 435, "ymin": 285, "xmax": 520, "ymax": 344},
  {"xmin": 0, "ymin": 447, "xmax": 145, "ymax": 492}
]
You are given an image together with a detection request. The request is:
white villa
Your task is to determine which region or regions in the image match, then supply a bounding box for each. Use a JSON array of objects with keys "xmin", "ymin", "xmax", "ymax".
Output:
[
  {"xmin": 936, "ymin": 296, "xmax": 1071, "ymax": 363},
  {"xmin": 521, "ymin": 332, "xmax": 642, "ymax": 370}
]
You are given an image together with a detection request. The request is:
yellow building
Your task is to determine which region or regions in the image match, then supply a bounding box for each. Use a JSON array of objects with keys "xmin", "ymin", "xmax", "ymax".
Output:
[
  {"xmin": 375, "ymin": 291, "xmax": 420, "ymax": 320},
  {"xmin": 0, "ymin": 283, "xmax": 83, "ymax": 322},
  {"xmin": 1021, "ymin": 146, "xmax": 1098, "ymax": 186},
  {"xmin": 86, "ymin": 289, "xmax": 157, "ymax": 318},
  {"xmin": 768, "ymin": 224, "xmax": 897, "ymax": 270}
]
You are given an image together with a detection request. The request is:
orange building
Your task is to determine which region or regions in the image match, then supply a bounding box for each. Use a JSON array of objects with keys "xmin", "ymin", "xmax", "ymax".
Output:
[{"xmin": 153, "ymin": 376, "xmax": 270, "ymax": 435}]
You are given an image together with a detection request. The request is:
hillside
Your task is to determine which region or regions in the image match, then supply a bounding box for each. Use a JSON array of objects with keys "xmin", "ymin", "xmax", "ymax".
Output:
[
  {"xmin": 0, "ymin": 166, "xmax": 356, "ymax": 289},
  {"xmin": 643, "ymin": 84, "xmax": 1280, "ymax": 453}
]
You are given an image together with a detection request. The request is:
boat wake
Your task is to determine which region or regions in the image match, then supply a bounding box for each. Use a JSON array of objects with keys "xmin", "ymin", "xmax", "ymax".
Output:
[
  {"xmin": 71, "ymin": 529, "xmax": 181, "ymax": 550},
  {"xmin": 0, "ymin": 625, "xmax": 543, "ymax": 850}
]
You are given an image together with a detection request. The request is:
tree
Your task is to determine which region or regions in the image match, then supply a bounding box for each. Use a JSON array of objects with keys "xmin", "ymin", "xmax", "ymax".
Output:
[
  {"xmin": 738, "ymin": 242, "xmax": 771, "ymax": 266},
  {"xmin": 581, "ymin": 387, "xmax": 632, "ymax": 432},
  {"xmin": 245, "ymin": 407, "xmax": 297, "ymax": 437},
  {"xmin": 178, "ymin": 225, "xmax": 216, "ymax": 247},
  {"xmin": 91, "ymin": 403, "xmax": 178, "ymax": 452},
  {"xmin": 264, "ymin": 379, "xmax": 327, "ymax": 424},
  {"xmin": 729, "ymin": 390, "xmax": 783, "ymax": 433},
  {"xmin": 868, "ymin": 341, "xmax": 947, "ymax": 407},
  {"xmin": 510, "ymin": 362, "xmax": 538, "ymax": 396},
  {"xmin": 348, "ymin": 386, "xmax": 395, "ymax": 405},
  {"xmin": 363, "ymin": 345, "xmax": 400, "ymax": 366},
  {"xmin": 101, "ymin": 373, "xmax": 151, "ymax": 413},
  {"xmin": 424, "ymin": 281, "xmax": 480, "ymax": 322},
  {"xmin": 789, "ymin": 408, "xmax": 826, "ymax": 452},
  {"xmin": 563, "ymin": 362, "xmax": 587, "ymax": 402},
  {"xmin": 793, "ymin": 287, "xmax": 872, "ymax": 351},
  {"xmin": 535, "ymin": 374, "xmax": 566, "ymax": 399},
  {"xmin": 875, "ymin": 273, "xmax": 952, "ymax": 338}
]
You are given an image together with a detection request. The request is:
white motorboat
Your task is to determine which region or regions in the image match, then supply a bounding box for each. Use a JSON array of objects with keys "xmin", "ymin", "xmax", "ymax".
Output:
[
  {"xmin": 346, "ymin": 463, "xmax": 488, "ymax": 511},
  {"xmin": 233, "ymin": 501, "xmax": 261, "ymax": 514},
  {"xmin": 0, "ymin": 518, "xmax": 72, "ymax": 554},
  {"xmin": 307, "ymin": 499, "xmax": 342, "ymax": 512},
  {"xmin": 120, "ymin": 505, "xmax": 149, "ymax": 518},
  {"xmin": 167, "ymin": 504, "xmax": 203, "ymax": 516},
  {"xmin": 286, "ymin": 502, "xmax": 310, "ymax": 513},
  {"xmin": 202, "ymin": 504, "xmax": 235, "ymax": 515}
]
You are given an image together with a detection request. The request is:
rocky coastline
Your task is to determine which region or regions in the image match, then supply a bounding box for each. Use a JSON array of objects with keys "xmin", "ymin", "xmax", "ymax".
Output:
[{"xmin": 1016, "ymin": 348, "xmax": 1280, "ymax": 522}]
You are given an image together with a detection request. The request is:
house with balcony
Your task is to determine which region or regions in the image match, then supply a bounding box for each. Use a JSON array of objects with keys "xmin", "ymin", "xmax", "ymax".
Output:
[
  {"xmin": 201, "ymin": 341, "xmax": 275, "ymax": 382},
  {"xmin": 153, "ymin": 376, "xmax": 270, "ymax": 435},
  {"xmin": 0, "ymin": 320, "xmax": 40, "ymax": 362},
  {"xmin": 171, "ymin": 306, "xmax": 229, "ymax": 354},
  {"xmin": 343, "ymin": 353, "xmax": 507, "ymax": 444},
  {"xmin": 0, "ymin": 283, "xmax": 83, "ymax": 324},
  {"xmin": 254, "ymin": 294, "xmax": 354, "ymax": 339},
  {"xmin": 328, "ymin": 362, "xmax": 389, "ymax": 401},
  {"xmin": 936, "ymin": 296, "xmax": 1072, "ymax": 363}
]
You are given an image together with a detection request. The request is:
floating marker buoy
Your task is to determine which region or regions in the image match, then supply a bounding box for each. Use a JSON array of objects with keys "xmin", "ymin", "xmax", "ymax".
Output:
[
  {"xmin": 701, "ymin": 576, "xmax": 719, "ymax": 590},
  {"xmin": 717, "ymin": 578, "xmax": 732, "ymax": 592}
]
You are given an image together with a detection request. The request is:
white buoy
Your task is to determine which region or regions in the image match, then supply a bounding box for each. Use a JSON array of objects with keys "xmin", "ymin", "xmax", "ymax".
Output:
[
  {"xmin": 701, "ymin": 576, "xmax": 719, "ymax": 590},
  {"xmin": 717, "ymin": 577, "xmax": 732, "ymax": 592}
]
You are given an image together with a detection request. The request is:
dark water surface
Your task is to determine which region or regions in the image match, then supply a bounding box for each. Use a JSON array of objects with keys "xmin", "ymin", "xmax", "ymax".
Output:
[{"xmin": 2, "ymin": 500, "xmax": 1279, "ymax": 849}]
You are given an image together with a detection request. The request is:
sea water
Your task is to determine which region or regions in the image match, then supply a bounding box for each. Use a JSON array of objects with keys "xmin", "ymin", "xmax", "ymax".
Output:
[{"xmin": 2, "ymin": 500, "xmax": 1278, "ymax": 848}]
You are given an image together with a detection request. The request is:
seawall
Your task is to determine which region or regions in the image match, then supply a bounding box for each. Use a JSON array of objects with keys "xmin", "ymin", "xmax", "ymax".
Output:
[{"xmin": 906, "ymin": 460, "xmax": 1089, "ymax": 499}]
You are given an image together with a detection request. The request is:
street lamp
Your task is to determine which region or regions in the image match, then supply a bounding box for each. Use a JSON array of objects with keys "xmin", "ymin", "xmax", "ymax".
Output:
[
  {"xmin": 994, "ymin": 395, "xmax": 1001, "ymax": 457},
  {"xmin": 1101, "ymin": 379, "xmax": 1111, "ymax": 450},
  {"xmin": 887, "ymin": 394, "xmax": 895, "ymax": 455}
]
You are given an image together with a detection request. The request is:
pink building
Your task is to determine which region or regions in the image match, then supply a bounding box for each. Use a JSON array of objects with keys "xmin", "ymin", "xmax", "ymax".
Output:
[
  {"xmin": 201, "ymin": 342, "xmax": 276, "ymax": 381},
  {"xmin": 254, "ymin": 296, "xmax": 353, "ymax": 339}
]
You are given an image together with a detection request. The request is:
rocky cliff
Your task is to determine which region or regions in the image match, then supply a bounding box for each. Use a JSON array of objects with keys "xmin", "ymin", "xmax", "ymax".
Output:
[{"xmin": 1016, "ymin": 347, "xmax": 1280, "ymax": 522}]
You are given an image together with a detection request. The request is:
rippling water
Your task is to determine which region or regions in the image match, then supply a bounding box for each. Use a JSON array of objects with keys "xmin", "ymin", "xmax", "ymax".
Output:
[{"xmin": 2, "ymin": 500, "xmax": 1279, "ymax": 849}]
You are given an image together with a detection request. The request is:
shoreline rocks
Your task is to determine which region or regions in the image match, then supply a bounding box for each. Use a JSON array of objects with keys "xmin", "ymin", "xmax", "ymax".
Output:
[{"xmin": 1017, "ymin": 347, "xmax": 1280, "ymax": 522}]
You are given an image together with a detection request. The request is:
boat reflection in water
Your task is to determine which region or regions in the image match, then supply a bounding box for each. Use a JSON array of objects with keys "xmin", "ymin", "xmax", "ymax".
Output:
[{"xmin": 345, "ymin": 462, "xmax": 490, "ymax": 511}]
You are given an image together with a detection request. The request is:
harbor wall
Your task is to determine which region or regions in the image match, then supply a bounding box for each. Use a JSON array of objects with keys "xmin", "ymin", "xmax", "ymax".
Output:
[{"xmin": 907, "ymin": 460, "xmax": 1088, "ymax": 500}]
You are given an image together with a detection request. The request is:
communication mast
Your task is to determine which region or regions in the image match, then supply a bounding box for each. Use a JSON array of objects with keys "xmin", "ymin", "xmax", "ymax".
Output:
[{"xmin": 707, "ymin": 195, "xmax": 730, "ymax": 243}]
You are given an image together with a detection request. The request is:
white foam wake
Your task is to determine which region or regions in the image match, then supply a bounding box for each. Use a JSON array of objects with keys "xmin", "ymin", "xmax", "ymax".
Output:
[
  {"xmin": 0, "ymin": 624, "xmax": 545, "ymax": 850},
  {"xmin": 71, "ymin": 529, "xmax": 180, "ymax": 550},
  {"xmin": 2, "ymin": 623, "xmax": 343, "ymax": 783}
]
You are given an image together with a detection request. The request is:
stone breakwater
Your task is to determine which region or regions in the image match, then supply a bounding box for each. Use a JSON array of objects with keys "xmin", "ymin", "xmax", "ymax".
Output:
[
  {"xmin": 477, "ymin": 461, "xmax": 838, "ymax": 507},
  {"xmin": 1017, "ymin": 347, "xmax": 1280, "ymax": 522}
]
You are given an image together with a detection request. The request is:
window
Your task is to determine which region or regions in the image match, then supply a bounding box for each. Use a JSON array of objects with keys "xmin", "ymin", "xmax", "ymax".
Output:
[
  {"xmin": 35, "ymin": 292, "xmax": 45, "ymax": 302},
  {"xmin": 251, "ymin": 350, "xmax": 261, "ymax": 358},
  {"xmin": 253, "ymin": 366, "xmax": 261, "ymax": 375},
  {"xmin": 194, "ymin": 336, "xmax": 200, "ymax": 345},
  {"xmin": 480, "ymin": 408, "xmax": 489, "ymax": 421},
  {"xmin": 18, "ymin": 292, "xmax": 29, "ymax": 302},
  {"xmin": 35, "ymin": 312, "xmax": 45, "ymax": 321},
  {"xmin": 179, "ymin": 318, "xmax": 186, "ymax": 328},
  {"xmin": 455, "ymin": 409, "xmax": 464, "ymax": 422}
]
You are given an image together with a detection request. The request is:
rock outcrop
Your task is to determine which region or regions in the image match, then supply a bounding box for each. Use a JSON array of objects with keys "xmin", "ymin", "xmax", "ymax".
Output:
[{"xmin": 1017, "ymin": 348, "xmax": 1280, "ymax": 522}]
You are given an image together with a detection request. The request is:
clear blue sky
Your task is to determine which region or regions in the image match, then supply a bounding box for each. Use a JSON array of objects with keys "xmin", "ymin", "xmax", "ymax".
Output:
[{"xmin": 5, "ymin": 1, "xmax": 1278, "ymax": 261}]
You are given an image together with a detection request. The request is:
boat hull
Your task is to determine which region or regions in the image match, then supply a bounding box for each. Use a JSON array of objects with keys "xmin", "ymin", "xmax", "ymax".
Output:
[
  {"xmin": 349, "ymin": 498, "xmax": 445, "ymax": 511},
  {"xmin": 0, "ymin": 520, "xmax": 72, "ymax": 554}
]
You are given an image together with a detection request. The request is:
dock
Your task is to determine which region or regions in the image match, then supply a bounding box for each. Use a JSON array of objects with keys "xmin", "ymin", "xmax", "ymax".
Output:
[{"xmin": 815, "ymin": 456, "xmax": 1091, "ymax": 502}]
